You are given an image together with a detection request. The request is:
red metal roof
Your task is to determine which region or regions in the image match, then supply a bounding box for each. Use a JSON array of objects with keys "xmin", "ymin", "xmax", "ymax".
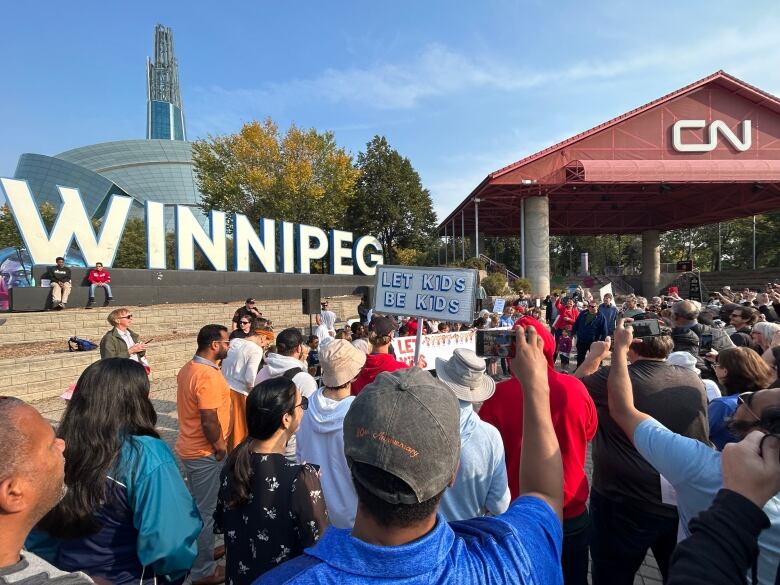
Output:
[
  {"xmin": 565, "ymin": 159, "xmax": 780, "ymax": 183},
  {"xmin": 437, "ymin": 70, "xmax": 780, "ymax": 236}
]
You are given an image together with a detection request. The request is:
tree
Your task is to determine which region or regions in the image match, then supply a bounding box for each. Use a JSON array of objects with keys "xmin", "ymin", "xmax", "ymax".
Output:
[
  {"xmin": 346, "ymin": 136, "xmax": 437, "ymax": 264},
  {"xmin": 112, "ymin": 218, "xmax": 147, "ymax": 268},
  {"xmin": 0, "ymin": 203, "xmax": 57, "ymax": 249},
  {"xmin": 192, "ymin": 118, "xmax": 360, "ymax": 232}
]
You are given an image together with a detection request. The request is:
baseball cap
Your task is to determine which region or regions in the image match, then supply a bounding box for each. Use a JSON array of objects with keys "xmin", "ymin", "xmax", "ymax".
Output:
[
  {"xmin": 320, "ymin": 340, "xmax": 367, "ymax": 387},
  {"xmin": 371, "ymin": 316, "xmax": 396, "ymax": 337},
  {"xmin": 246, "ymin": 297, "xmax": 256, "ymax": 304},
  {"xmin": 344, "ymin": 367, "xmax": 460, "ymax": 504}
]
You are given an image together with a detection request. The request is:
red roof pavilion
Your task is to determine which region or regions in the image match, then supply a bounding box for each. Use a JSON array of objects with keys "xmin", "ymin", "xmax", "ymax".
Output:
[{"xmin": 437, "ymin": 70, "xmax": 780, "ymax": 237}]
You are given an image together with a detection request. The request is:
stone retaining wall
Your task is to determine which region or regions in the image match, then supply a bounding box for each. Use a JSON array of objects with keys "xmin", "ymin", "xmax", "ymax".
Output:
[{"xmin": 3, "ymin": 295, "xmax": 361, "ymax": 401}]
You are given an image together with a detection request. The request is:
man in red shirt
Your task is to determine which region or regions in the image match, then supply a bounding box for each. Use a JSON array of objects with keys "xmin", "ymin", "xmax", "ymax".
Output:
[
  {"xmin": 86, "ymin": 262, "xmax": 112, "ymax": 308},
  {"xmin": 479, "ymin": 316, "xmax": 597, "ymax": 585}
]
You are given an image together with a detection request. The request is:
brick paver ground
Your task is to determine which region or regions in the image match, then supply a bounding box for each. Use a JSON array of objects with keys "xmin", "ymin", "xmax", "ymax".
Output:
[{"xmin": 32, "ymin": 377, "xmax": 664, "ymax": 584}]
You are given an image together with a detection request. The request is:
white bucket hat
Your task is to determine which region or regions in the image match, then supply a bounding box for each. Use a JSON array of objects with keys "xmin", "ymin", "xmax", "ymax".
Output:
[
  {"xmin": 667, "ymin": 351, "xmax": 700, "ymax": 375},
  {"xmin": 435, "ymin": 348, "xmax": 496, "ymax": 403}
]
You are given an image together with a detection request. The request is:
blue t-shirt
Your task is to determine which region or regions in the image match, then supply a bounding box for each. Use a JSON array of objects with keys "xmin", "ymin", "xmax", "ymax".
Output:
[
  {"xmin": 708, "ymin": 395, "xmax": 738, "ymax": 450},
  {"xmin": 634, "ymin": 418, "xmax": 780, "ymax": 584},
  {"xmin": 255, "ymin": 496, "xmax": 562, "ymax": 584}
]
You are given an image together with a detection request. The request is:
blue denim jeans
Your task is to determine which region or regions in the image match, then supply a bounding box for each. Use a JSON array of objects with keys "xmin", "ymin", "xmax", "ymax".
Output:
[{"xmin": 89, "ymin": 283, "xmax": 113, "ymax": 299}]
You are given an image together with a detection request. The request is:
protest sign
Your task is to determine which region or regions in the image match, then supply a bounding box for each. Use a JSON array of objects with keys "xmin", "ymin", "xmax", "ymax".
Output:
[
  {"xmin": 493, "ymin": 298, "xmax": 506, "ymax": 313},
  {"xmin": 391, "ymin": 330, "xmax": 477, "ymax": 370},
  {"xmin": 373, "ymin": 265, "xmax": 478, "ymax": 323},
  {"xmin": 599, "ymin": 283, "xmax": 613, "ymax": 300}
]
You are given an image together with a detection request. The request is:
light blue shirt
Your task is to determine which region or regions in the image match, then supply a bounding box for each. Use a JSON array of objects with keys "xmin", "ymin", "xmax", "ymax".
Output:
[
  {"xmin": 634, "ymin": 418, "xmax": 780, "ymax": 584},
  {"xmin": 439, "ymin": 402, "xmax": 511, "ymax": 522}
]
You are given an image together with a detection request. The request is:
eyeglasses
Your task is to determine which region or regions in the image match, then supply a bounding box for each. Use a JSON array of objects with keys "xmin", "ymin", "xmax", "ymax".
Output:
[
  {"xmin": 737, "ymin": 391, "xmax": 761, "ymax": 422},
  {"xmin": 121, "ymin": 314, "xmax": 133, "ymax": 319},
  {"xmin": 295, "ymin": 395, "xmax": 309, "ymax": 411}
]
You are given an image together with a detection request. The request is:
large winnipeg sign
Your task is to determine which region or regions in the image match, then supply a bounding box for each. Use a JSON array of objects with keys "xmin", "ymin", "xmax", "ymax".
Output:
[
  {"xmin": 672, "ymin": 119, "xmax": 752, "ymax": 153},
  {"xmin": 0, "ymin": 178, "xmax": 384, "ymax": 276}
]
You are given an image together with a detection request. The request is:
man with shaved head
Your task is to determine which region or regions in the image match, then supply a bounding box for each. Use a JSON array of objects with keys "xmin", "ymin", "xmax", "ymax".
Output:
[
  {"xmin": 0, "ymin": 397, "xmax": 92, "ymax": 583},
  {"xmin": 607, "ymin": 319, "xmax": 780, "ymax": 585}
]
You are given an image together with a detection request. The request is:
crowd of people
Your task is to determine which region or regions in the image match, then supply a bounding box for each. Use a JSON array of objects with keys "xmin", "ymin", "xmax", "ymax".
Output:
[{"xmin": 2, "ymin": 282, "xmax": 780, "ymax": 584}]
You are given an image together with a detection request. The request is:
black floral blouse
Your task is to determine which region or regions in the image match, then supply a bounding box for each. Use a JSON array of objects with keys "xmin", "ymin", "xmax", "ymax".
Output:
[{"xmin": 214, "ymin": 453, "xmax": 328, "ymax": 585}]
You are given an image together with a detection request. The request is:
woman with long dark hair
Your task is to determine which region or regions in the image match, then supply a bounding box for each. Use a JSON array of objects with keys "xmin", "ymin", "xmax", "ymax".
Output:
[
  {"xmin": 707, "ymin": 347, "xmax": 776, "ymax": 450},
  {"xmin": 215, "ymin": 377, "xmax": 328, "ymax": 585},
  {"xmin": 26, "ymin": 358, "xmax": 202, "ymax": 584}
]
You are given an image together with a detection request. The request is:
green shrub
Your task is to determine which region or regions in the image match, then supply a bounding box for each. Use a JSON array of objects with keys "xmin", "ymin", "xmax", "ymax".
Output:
[
  {"xmin": 459, "ymin": 256, "xmax": 486, "ymax": 270},
  {"xmin": 482, "ymin": 273, "xmax": 509, "ymax": 296},
  {"xmin": 510, "ymin": 278, "xmax": 533, "ymax": 295}
]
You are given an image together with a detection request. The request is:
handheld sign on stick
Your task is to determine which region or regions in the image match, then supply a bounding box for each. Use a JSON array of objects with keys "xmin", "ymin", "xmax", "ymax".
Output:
[{"xmin": 373, "ymin": 265, "xmax": 478, "ymax": 364}]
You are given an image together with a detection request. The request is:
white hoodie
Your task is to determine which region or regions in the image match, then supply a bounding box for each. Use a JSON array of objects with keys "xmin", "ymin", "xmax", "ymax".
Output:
[
  {"xmin": 296, "ymin": 387, "xmax": 357, "ymax": 529},
  {"xmin": 222, "ymin": 338, "xmax": 263, "ymax": 394},
  {"xmin": 255, "ymin": 353, "xmax": 318, "ymax": 459},
  {"xmin": 254, "ymin": 353, "xmax": 318, "ymax": 397}
]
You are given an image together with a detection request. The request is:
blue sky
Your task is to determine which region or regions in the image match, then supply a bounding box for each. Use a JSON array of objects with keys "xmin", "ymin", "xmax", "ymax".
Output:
[{"xmin": 1, "ymin": 0, "xmax": 779, "ymax": 220}]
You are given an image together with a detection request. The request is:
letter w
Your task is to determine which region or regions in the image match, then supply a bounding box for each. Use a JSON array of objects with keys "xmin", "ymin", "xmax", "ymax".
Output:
[{"xmin": 0, "ymin": 178, "xmax": 131, "ymax": 266}]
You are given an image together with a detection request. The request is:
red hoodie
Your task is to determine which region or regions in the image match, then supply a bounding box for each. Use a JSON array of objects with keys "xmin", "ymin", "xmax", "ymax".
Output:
[
  {"xmin": 479, "ymin": 316, "xmax": 598, "ymax": 519},
  {"xmin": 351, "ymin": 352, "xmax": 410, "ymax": 396}
]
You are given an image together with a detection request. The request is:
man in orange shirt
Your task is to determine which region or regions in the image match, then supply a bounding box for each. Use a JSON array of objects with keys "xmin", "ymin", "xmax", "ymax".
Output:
[{"xmin": 176, "ymin": 324, "xmax": 232, "ymax": 585}]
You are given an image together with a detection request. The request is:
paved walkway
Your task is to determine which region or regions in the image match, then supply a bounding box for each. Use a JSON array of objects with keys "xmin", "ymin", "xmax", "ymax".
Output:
[{"xmin": 32, "ymin": 379, "xmax": 663, "ymax": 584}]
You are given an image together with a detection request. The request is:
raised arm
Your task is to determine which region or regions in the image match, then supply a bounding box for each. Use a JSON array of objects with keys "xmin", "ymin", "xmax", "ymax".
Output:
[
  {"xmin": 512, "ymin": 325, "xmax": 563, "ymax": 521},
  {"xmin": 573, "ymin": 337, "xmax": 611, "ymax": 378},
  {"xmin": 607, "ymin": 319, "xmax": 651, "ymax": 442}
]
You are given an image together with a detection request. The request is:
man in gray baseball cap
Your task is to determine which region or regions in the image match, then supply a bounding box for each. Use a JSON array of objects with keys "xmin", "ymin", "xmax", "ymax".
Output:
[{"xmin": 257, "ymin": 327, "xmax": 565, "ymax": 584}]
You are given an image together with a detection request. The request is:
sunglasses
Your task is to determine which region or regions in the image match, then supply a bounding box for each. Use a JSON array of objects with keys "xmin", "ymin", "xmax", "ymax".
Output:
[
  {"xmin": 239, "ymin": 321, "xmax": 250, "ymax": 325},
  {"xmin": 737, "ymin": 391, "xmax": 761, "ymax": 422},
  {"xmin": 294, "ymin": 395, "xmax": 309, "ymax": 411},
  {"xmin": 121, "ymin": 314, "xmax": 133, "ymax": 319}
]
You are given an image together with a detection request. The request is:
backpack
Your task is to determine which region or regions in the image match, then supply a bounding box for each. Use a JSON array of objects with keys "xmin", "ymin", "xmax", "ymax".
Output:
[
  {"xmin": 68, "ymin": 336, "xmax": 98, "ymax": 352},
  {"xmin": 282, "ymin": 367, "xmax": 303, "ymax": 380}
]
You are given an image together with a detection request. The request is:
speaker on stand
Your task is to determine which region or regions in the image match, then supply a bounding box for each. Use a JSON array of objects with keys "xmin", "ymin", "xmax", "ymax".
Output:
[{"xmin": 302, "ymin": 288, "xmax": 322, "ymax": 336}]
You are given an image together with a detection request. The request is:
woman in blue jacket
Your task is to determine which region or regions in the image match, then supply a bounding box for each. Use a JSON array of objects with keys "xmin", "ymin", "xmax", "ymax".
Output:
[{"xmin": 27, "ymin": 358, "xmax": 202, "ymax": 584}]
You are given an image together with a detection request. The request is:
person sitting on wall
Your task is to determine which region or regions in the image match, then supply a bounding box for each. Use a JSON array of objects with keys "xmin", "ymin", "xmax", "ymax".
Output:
[
  {"xmin": 100, "ymin": 308, "xmax": 148, "ymax": 363},
  {"xmin": 232, "ymin": 298, "xmax": 262, "ymax": 331},
  {"xmin": 86, "ymin": 262, "xmax": 113, "ymax": 308},
  {"xmin": 46, "ymin": 256, "xmax": 72, "ymax": 310}
]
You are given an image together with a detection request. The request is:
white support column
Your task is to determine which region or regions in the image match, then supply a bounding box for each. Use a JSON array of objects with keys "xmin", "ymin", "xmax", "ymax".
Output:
[
  {"xmin": 461, "ymin": 211, "xmax": 465, "ymax": 261},
  {"xmin": 524, "ymin": 196, "xmax": 550, "ymax": 296},
  {"xmin": 641, "ymin": 229, "xmax": 661, "ymax": 296},
  {"xmin": 451, "ymin": 219, "xmax": 456, "ymax": 261}
]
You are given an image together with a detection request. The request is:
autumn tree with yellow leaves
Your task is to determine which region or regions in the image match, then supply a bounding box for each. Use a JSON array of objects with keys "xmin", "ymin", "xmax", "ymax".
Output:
[{"xmin": 192, "ymin": 119, "xmax": 360, "ymax": 232}]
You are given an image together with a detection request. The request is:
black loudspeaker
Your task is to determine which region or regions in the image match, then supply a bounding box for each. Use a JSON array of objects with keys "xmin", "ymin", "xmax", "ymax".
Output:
[{"xmin": 302, "ymin": 288, "xmax": 321, "ymax": 314}]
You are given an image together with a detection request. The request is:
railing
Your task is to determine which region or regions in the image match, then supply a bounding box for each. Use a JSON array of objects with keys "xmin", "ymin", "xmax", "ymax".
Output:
[
  {"xmin": 479, "ymin": 254, "xmax": 522, "ymax": 282},
  {"xmin": 604, "ymin": 263, "xmax": 683, "ymax": 275}
]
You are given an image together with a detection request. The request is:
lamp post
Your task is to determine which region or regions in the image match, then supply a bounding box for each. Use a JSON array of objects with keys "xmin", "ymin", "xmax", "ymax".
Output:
[{"xmin": 474, "ymin": 198, "xmax": 481, "ymax": 258}]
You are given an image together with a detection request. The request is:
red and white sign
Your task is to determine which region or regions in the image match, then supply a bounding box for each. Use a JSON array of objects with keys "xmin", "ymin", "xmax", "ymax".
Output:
[{"xmin": 391, "ymin": 329, "xmax": 476, "ymax": 370}]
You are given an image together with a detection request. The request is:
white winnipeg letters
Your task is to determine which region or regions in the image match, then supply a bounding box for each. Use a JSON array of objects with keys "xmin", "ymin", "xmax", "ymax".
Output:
[{"xmin": 0, "ymin": 177, "xmax": 383, "ymax": 275}]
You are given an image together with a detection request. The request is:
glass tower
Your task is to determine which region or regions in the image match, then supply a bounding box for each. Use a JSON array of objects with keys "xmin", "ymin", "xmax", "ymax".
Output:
[{"xmin": 146, "ymin": 24, "xmax": 186, "ymax": 141}]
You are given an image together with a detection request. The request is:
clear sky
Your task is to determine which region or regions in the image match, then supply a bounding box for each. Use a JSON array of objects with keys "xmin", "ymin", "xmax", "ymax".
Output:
[{"xmin": 1, "ymin": 0, "xmax": 778, "ymax": 221}]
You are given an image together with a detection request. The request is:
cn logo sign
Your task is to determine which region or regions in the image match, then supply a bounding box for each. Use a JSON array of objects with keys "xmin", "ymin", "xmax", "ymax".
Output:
[{"xmin": 672, "ymin": 119, "xmax": 752, "ymax": 152}]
